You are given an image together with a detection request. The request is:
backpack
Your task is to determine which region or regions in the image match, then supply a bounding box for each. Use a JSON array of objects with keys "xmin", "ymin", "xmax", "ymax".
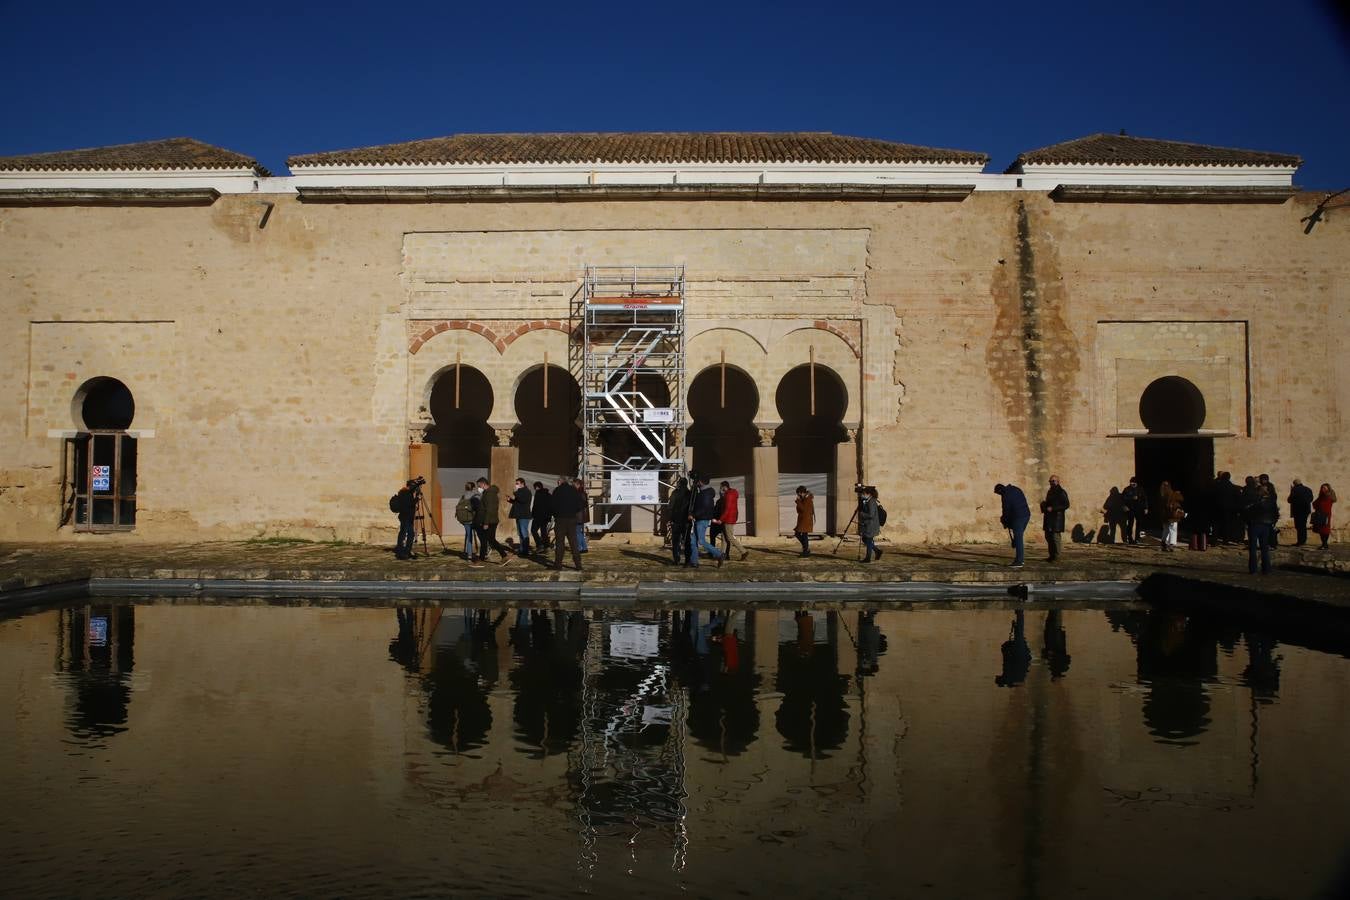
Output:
[
  {"xmin": 389, "ymin": 494, "xmax": 400, "ymax": 514},
  {"xmin": 454, "ymin": 496, "xmax": 475, "ymax": 525},
  {"xmin": 877, "ymin": 504, "xmax": 888, "ymax": 527}
]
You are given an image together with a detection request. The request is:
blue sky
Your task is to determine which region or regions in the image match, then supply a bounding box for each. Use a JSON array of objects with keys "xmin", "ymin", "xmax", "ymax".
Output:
[{"xmin": 2, "ymin": 0, "xmax": 1347, "ymax": 187}]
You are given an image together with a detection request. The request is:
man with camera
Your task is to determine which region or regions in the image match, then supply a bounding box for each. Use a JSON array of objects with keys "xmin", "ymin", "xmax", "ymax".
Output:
[
  {"xmin": 391, "ymin": 478, "xmax": 420, "ymax": 560},
  {"xmin": 857, "ymin": 485, "xmax": 883, "ymax": 563}
]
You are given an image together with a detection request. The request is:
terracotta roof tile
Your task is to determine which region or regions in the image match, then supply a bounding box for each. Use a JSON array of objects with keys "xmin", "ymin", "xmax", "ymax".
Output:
[
  {"xmin": 1009, "ymin": 133, "xmax": 1300, "ymax": 170},
  {"xmin": 288, "ymin": 132, "xmax": 988, "ymax": 167},
  {"xmin": 0, "ymin": 137, "xmax": 270, "ymax": 176}
]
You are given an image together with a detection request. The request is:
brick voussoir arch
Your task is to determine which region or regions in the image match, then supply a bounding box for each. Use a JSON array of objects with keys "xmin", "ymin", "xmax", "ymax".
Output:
[
  {"xmin": 793, "ymin": 320, "xmax": 862, "ymax": 359},
  {"xmin": 500, "ymin": 320, "xmax": 571, "ymax": 348},
  {"xmin": 409, "ymin": 319, "xmax": 574, "ymax": 355}
]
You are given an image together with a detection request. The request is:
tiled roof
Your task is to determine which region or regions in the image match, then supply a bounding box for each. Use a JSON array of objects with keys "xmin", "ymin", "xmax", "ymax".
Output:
[
  {"xmin": 0, "ymin": 137, "xmax": 270, "ymax": 176},
  {"xmin": 1009, "ymin": 133, "xmax": 1301, "ymax": 170},
  {"xmin": 288, "ymin": 132, "xmax": 989, "ymax": 167}
]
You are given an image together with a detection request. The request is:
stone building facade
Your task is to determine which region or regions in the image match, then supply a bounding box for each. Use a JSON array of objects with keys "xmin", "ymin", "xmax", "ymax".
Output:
[{"xmin": 0, "ymin": 132, "xmax": 1345, "ymax": 543}]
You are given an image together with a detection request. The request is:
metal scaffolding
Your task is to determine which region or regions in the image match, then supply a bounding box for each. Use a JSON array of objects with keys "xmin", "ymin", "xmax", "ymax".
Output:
[{"xmin": 572, "ymin": 265, "xmax": 686, "ymax": 532}]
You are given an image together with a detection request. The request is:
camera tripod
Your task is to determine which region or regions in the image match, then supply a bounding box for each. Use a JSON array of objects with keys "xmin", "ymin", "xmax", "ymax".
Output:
[
  {"xmin": 411, "ymin": 485, "xmax": 452, "ymax": 558},
  {"xmin": 831, "ymin": 498, "xmax": 865, "ymax": 558}
]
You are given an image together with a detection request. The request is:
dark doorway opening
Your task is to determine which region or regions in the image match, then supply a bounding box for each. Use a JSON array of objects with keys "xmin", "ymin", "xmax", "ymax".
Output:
[
  {"xmin": 776, "ymin": 365, "xmax": 847, "ymax": 534},
  {"xmin": 513, "ymin": 364, "xmax": 580, "ymax": 478},
  {"xmin": 424, "ymin": 366, "xmax": 494, "ymax": 469},
  {"xmin": 1134, "ymin": 437, "xmax": 1215, "ymax": 529},
  {"xmin": 1134, "ymin": 376, "xmax": 1213, "ymax": 531}
]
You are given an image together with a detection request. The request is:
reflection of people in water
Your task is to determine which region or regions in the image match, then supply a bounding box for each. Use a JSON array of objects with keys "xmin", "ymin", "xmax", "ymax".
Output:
[
  {"xmin": 1241, "ymin": 633, "xmax": 1281, "ymax": 702},
  {"xmin": 795, "ymin": 609, "xmax": 815, "ymax": 657},
  {"xmin": 510, "ymin": 610, "xmax": 586, "ymax": 757},
  {"xmin": 856, "ymin": 611, "xmax": 886, "ymax": 677},
  {"xmin": 718, "ymin": 628, "xmax": 740, "ymax": 674},
  {"xmin": 776, "ymin": 611, "xmax": 850, "ymax": 759},
  {"xmin": 1041, "ymin": 610, "xmax": 1071, "ymax": 680},
  {"xmin": 389, "ymin": 607, "xmax": 496, "ymax": 754},
  {"xmin": 995, "ymin": 610, "xmax": 1032, "ymax": 687},
  {"xmin": 677, "ymin": 611, "xmax": 760, "ymax": 756}
]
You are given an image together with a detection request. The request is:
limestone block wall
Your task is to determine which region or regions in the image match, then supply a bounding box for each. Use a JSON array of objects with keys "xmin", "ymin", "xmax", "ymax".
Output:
[{"xmin": 0, "ymin": 190, "xmax": 1346, "ymax": 543}]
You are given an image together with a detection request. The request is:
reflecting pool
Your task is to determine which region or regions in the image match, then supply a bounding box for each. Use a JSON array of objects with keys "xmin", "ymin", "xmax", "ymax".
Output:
[{"xmin": 2, "ymin": 601, "xmax": 1349, "ymax": 898}]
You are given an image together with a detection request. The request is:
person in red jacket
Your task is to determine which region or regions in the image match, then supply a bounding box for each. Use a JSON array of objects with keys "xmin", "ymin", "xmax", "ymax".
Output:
[
  {"xmin": 712, "ymin": 481, "xmax": 749, "ymax": 561},
  {"xmin": 1313, "ymin": 483, "xmax": 1338, "ymax": 550}
]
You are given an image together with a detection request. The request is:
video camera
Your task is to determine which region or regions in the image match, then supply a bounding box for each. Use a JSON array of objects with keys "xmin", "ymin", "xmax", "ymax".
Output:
[{"xmin": 407, "ymin": 475, "xmax": 427, "ymax": 491}]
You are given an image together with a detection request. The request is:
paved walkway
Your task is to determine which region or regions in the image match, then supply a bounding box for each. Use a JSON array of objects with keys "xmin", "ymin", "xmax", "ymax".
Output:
[{"xmin": 2, "ymin": 536, "xmax": 1347, "ymax": 608}]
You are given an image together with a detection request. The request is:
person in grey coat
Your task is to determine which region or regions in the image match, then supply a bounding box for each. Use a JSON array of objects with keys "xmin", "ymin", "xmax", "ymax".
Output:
[{"xmin": 858, "ymin": 486, "xmax": 883, "ymax": 563}]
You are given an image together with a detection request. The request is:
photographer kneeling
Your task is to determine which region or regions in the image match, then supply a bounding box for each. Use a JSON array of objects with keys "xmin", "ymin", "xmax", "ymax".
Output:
[{"xmin": 391, "ymin": 479, "xmax": 419, "ymax": 560}]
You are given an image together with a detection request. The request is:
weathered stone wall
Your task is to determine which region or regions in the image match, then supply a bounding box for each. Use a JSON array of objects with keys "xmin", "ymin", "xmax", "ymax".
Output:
[{"xmin": 0, "ymin": 190, "xmax": 1345, "ymax": 542}]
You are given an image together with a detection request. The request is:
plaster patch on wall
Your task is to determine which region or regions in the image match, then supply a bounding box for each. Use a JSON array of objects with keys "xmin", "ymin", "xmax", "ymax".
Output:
[{"xmin": 893, "ymin": 317, "xmax": 912, "ymax": 421}]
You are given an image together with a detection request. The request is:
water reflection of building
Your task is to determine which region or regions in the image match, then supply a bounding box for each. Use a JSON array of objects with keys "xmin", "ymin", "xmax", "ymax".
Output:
[
  {"xmin": 511, "ymin": 610, "xmax": 587, "ymax": 758},
  {"xmin": 387, "ymin": 606, "xmax": 892, "ymax": 874},
  {"xmin": 6, "ymin": 603, "xmax": 1342, "ymax": 897},
  {"xmin": 58, "ymin": 604, "xmax": 135, "ymax": 740}
]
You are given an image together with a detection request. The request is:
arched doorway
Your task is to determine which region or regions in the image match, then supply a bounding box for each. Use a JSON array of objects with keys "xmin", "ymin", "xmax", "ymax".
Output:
[
  {"xmin": 66, "ymin": 377, "xmax": 137, "ymax": 530},
  {"xmin": 513, "ymin": 364, "xmax": 580, "ymax": 481},
  {"xmin": 775, "ymin": 365, "xmax": 848, "ymax": 534},
  {"xmin": 424, "ymin": 365, "xmax": 494, "ymax": 530},
  {"xmin": 687, "ymin": 365, "xmax": 758, "ymax": 534},
  {"xmin": 1134, "ymin": 375, "xmax": 1214, "ymax": 531}
]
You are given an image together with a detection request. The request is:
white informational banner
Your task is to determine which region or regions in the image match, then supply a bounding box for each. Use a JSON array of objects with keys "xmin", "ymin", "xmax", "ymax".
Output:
[
  {"xmin": 642, "ymin": 407, "xmax": 675, "ymax": 423},
  {"xmin": 610, "ymin": 470, "xmax": 660, "ymax": 505}
]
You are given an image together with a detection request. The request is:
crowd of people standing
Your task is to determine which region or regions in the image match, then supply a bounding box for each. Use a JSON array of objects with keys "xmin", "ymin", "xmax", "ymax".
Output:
[
  {"xmin": 394, "ymin": 465, "xmax": 1336, "ymax": 578},
  {"xmin": 997, "ymin": 472, "xmax": 1337, "ymax": 576}
]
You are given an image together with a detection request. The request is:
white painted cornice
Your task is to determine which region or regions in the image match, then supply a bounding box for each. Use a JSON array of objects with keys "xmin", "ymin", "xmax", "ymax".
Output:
[
  {"xmin": 0, "ymin": 169, "xmax": 295, "ymax": 194},
  {"xmin": 1011, "ymin": 162, "xmax": 1297, "ymax": 188},
  {"xmin": 0, "ymin": 159, "xmax": 1301, "ymax": 198}
]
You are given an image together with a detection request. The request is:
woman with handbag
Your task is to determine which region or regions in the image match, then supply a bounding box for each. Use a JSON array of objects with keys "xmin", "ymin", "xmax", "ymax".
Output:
[{"xmin": 1312, "ymin": 483, "xmax": 1337, "ymax": 550}]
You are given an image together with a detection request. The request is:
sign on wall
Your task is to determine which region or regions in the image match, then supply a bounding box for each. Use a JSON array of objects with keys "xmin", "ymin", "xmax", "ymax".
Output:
[
  {"xmin": 91, "ymin": 465, "xmax": 111, "ymax": 492},
  {"xmin": 610, "ymin": 470, "xmax": 660, "ymax": 505},
  {"xmin": 642, "ymin": 407, "xmax": 675, "ymax": 423}
]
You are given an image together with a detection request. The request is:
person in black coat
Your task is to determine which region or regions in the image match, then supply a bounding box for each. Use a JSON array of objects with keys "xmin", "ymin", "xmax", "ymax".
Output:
[
  {"xmin": 508, "ymin": 477, "xmax": 533, "ymax": 555},
  {"xmin": 687, "ymin": 473, "xmax": 725, "ymax": 568},
  {"xmin": 1217, "ymin": 472, "xmax": 1244, "ymax": 544},
  {"xmin": 530, "ymin": 481, "xmax": 553, "ymax": 553},
  {"xmin": 1288, "ymin": 478, "xmax": 1314, "ymax": 546},
  {"xmin": 1245, "ymin": 480, "xmax": 1280, "ymax": 575},
  {"xmin": 995, "ymin": 483, "xmax": 1031, "ymax": 567},
  {"xmin": 1040, "ymin": 476, "xmax": 1070, "ymax": 562},
  {"xmin": 668, "ymin": 477, "xmax": 691, "ymax": 565},
  {"xmin": 550, "ymin": 477, "xmax": 585, "ymax": 571},
  {"xmin": 1121, "ymin": 477, "xmax": 1148, "ymax": 545}
]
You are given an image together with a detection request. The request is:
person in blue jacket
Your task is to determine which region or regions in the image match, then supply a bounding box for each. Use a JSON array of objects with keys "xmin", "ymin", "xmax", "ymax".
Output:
[{"xmin": 995, "ymin": 483, "xmax": 1031, "ymax": 568}]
